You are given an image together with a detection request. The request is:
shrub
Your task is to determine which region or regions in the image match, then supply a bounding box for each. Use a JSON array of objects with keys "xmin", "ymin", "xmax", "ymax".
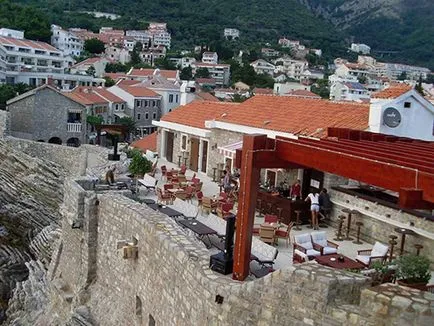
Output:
[
  {"xmin": 128, "ymin": 150, "xmax": 152, "ymax": 177},
  {"xmin": 395, "ymin": 255, "xmax": 431, "ymax": 284}
]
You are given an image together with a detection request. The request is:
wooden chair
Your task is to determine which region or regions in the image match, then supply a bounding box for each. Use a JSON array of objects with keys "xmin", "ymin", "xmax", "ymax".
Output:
[
  {"xmin": 264, "ymin": 214, "xmax": 279, "ymax": 224},
  {"xmin": 195, "ymin": 191, "xmax": 203, "ymax": 208},
  {"xmin": 177, "ymin": 174, "xmax": 187, "ymax": 183},
  {"xmin": 355, "ymin": 241, "xmax": 389, "ymax": 267},
  {"xmin": 311, "ymin": 231, "xmax": 339, "ymax": 255},
  {"xmin": 156, "ymin": 188, "xmax": 172, "ymax": 204},
  {"xmin": 275, "ymin": 222, "xmax": 294, "ymax": 247},
  {"xmin": 259, "ymin": 224, "xmax": 276, "ymax": 245},
  {"xmin": 202, "ymin": 197, "xmax": 217, "ymax": 214},
  {"xmin": 216, "ymin": 202, "xmax": 234, "ymax": 219},
  {"xmin": 184, "ymin": 186, "xmax": 195, "ymax": 203},
  {"xmin": 180, "ymin": 165, "xmax": 187, "ymax": 174},
  {"xmin": 194, "ymin": 182, "xmax": 203, "ymax": 193}
]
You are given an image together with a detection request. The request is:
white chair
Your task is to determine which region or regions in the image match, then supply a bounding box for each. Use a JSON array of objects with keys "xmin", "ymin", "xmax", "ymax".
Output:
[
  {"xmin": 311, "ymin": 231, "xmax": 339, "ymax": 255},
  {"xmin": 293, "ymin": 233, "xmax": 321, "ymax": 258},
  {"xmin": 251, "ymin": 236, "xmax": 279, "ymax": 267},
  {"xmin": 355, "ymin": 241, "xmax": 389, "ymax": 267}
]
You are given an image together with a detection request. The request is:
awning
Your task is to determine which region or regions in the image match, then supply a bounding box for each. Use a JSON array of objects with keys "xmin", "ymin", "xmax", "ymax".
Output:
[
  {"xmin": 218, "ymin": 141, "xmax": 243, "ymax": 159},
  {"xmin": 114, "ymin": 112, "xmax": 128, "ymax": 118}
]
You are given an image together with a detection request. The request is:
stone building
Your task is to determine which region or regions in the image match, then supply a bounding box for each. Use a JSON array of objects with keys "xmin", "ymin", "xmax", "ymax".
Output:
[{"xmin": 7, "ymin": 84, "xmax": 87, "ymax": 146}]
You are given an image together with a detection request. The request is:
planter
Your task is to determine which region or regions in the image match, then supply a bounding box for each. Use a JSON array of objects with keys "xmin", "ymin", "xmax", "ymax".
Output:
[{"xmin": 397, "ymin": 279, "xmax": 428, "ymax": 291}]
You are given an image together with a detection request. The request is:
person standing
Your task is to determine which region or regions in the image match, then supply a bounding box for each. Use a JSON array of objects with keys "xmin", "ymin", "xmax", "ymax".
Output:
[
  {"xmin": 305, "ymin": 188, "xmax": 320, "ymax": 230},
  {"xmin": 319, "ymin": 188, "xmax": 332, "ymax": 222},
  {"xmin": 290, "ymin": 179, "xmax": 301, "ymax": 200}
]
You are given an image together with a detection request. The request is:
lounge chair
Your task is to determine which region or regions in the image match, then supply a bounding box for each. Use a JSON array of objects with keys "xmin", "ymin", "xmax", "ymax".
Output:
[
  {"xmin": 355, "ymin": 241, "xmax": 389, "ymax": 267},
  {"xmin": 293, "ymin": 233, "xmax": 321, "ymax": 259},
  {"xmin": 311, "ymin": 231, "xmax": 339, "ymax": 255}
]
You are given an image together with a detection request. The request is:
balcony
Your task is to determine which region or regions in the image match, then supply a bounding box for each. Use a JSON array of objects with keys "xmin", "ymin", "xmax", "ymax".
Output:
[{"xmin": 67, "ymin": 123, "xmax": 82, "ymax": 133}]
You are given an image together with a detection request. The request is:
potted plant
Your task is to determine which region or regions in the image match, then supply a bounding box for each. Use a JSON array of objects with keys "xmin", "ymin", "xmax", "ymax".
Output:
[
  {"xmin": 395, "ymin": 255, "xmax": 431, "ymax": 290},
  {"xmin": 128, "ymin": 150, "xmax": 152, "ymax": 193},
  {"xmin": 370, "ymin": 261, "xmax": 396, "ymax": 286}
]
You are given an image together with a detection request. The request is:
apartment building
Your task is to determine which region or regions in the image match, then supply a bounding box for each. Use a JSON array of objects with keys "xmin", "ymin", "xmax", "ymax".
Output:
[
  {"xmin": 330, "ymin": 81, "xmax": 369, "ymax": 102},
  {"xmin": 193, "ymin": 62, "xmax": 230, "ymax": 87},
  {"xmin": 148, "ymin": 23, "xmax": 171, "ymax": 49},
  {"xmin": 125, "ymin": 30, "xmax": 152, "ymax": 46},
  {"xmin": 202, "ymin": 52, "xmax": 218, "ymax": 64},
  {"xmin": 250, "ymin": 59, "xmax": 275, "ymax": 76},
  {"xmin": 51, "ymin": 24, "xmax": 84, "ymax": 57},
  {"xmin": 350, "ymin": 43, "xmax": 371, "ymax": 54},
  {"xmin": 224, "ymin": 28, "xmax": 240, "ymax": 39},
  {"xmin": 274, "ymin": 56, "xmax": 308, "ymax": 80}
]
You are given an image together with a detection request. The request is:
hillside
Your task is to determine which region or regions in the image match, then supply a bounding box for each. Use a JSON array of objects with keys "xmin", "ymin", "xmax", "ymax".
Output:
[
  {"xmin": 298, "ymin": 0, "xmax": 434, "ymax": 69},
  {"xmin": 13, "ymin": 0, "xmax": 346, "ymax": 56}
]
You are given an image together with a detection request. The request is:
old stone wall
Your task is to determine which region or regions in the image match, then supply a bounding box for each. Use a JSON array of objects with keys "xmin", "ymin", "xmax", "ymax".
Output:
[
  {"xmin": 8, "ymin": 92, "xmax": 35, "ymax": 140},
  {"xmin": 0, "ymin": 109, "xmax": 9, "ymax": 137},
  {"xmin": 329, "ymin": 190, "xmax": 434, "ymax": 265},
  {"xmin": 47, "ymin": 179, "xmax": 434, "ymax": 325}
]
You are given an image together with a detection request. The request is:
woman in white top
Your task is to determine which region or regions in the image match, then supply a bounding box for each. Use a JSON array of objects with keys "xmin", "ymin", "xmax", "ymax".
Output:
[{"xmin": 305, "ymin": 188, "xmax": 320, "ymax": 230}]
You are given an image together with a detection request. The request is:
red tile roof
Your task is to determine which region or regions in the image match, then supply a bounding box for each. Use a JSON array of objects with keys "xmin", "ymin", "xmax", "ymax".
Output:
[
  {"xmin": 0, "ymin": 36, "xmax": 59, "ymax": 52},
  {"xmin": 104, "ymin": 73, "xmax": 128, "ymax": 81},
  {"xmin": 117, "ymin": 79, "xmax": 141, "ymax": 86},
  {"xmin": 161, "ymin": 101, "xmax": 239, "ymax": 129},
  {"xmin": 214, "ymin": 95, "xmax": 369, "ymax": 138},
  {"xmin": 93, "ymin": 88, "xmax": 125, "ymax": 103},
  {"xmin": 118, "ymin": 85, "xmax": 160, "ymax": 97},
  {"xmin": 253, "ymin": 88, "xmax": 273, "ymax": 95},
  {"xmin": 130, "ymin": 132, "xmax": 157, "ymax": 152},
  {"xmin": 128, "ymin": 68, "xmax": 178, "ymax": 79},
  {"xmin": 64, "ymin": 88, "xmax": 108, "ymax": 106},
  {"xmin": 286, "ymin": 90, "xmax": 321, "ymax": 99},
  {"xmin": 195, "ymin": 92, "xmax": 220, "ymax": 102},
  {"xmin": 372, "ymin": 83, "xmax": 413, "ymax": 99}
]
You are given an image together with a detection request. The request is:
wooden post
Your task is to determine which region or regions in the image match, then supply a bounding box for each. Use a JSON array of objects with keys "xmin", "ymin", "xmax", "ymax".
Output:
[{"xmin": 233, "ymin": 134, "xmax": 267, "ymax": 281}]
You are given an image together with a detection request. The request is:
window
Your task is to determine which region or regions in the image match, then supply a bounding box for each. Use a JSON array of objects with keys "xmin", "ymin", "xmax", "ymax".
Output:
[
  {"xmin": 152, "ymin": 112, "xmax": 157, "ymax": 119},
  {"xmin": 145, "ymin": 112, "xmax": 149, "ymax": 120},
  {"xmin": 115, "ymin": 104, "xmax": 119, "ymax": 111},
  {"xmin": 404, "ymin": 102, "xmax": 411, "ymax": 108},
  {"xmin": 152, "ymin": 100, "xmax": 156, "ymax": 107},
  {"xmin": 175, "ymin": 94, "xmax": 179, "ymax": 102},
  {"xmin": 169, "ymin": 94, "xmax": 174, "ymax": 103},
  {"xmin": 137, "ymin": 113, "xmax": 141, "ymax": 120},
  {"xmin": 135, "ymin": 100, "xmax": 141, "ymax": 107},
  {"xmin": 144, "ymin": 100, "xmax": 149, "ymax": 107},
  {"xmin": 180, "ymin": 134, "xmax": 188, "ymax": 151}
]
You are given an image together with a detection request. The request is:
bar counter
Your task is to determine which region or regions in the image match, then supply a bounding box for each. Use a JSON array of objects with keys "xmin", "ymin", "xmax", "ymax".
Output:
[{"xmin": 256, "ymin": 190, "xmax": 311, "ymax": 225}]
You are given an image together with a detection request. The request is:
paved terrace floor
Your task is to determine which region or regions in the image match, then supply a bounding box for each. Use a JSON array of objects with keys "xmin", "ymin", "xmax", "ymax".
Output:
[{"xmin": 110, "ymin": 157, "xmax": 434, "ymax": 282}]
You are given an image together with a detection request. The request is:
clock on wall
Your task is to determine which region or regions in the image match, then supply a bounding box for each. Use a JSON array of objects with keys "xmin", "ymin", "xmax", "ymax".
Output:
[{"xmin": 383, "ymin": 107, "xmax": 401, "ymax": 128}]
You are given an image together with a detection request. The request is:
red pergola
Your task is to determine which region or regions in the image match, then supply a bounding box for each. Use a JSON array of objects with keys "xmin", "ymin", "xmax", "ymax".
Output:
[{"xmin": 233, "ymin": 129, "xmax": 434, "ymax": 281}]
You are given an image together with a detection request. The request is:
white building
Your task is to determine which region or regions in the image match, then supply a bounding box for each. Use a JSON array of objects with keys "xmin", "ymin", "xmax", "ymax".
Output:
[
  {"xmin": 274, "ymin": 56, "xmax": 308, "ymax": 80},
  {"xmin": 369, "ymin": 85, "xmax": 434, "ymax": 141},
  {"xmin": 273, "ymin": 82, "xmax": 311, "ymax": 96},
  {"xmin": 193, "ymin": 62, "xmax": 230, "ymax": 87},
  {"xmin": 350, "ymin": 43, "xmax": 371, "ymax": 54},
  {"xmin": 0, "ymin": 32, "xmax": 104, "ymax": 88},
  {"xmin": 147, "ymin": 23, "xmax": 171, "ymax": 49},
  {"xmin": 224, "ymin": 28, "xmax": 240, "ymax": 40},
  {"xmin": 250, "ymin": 59, "xmax": 275, "ymax": 76},
  {"xmin": 125, "ymin": 30, "xmax": 151, "ymax": 45},
  {"xmin": 105, "ymin": 46, "xmax": 130, "ymax": 64},
  {"xmin": 202, "ymin": 52, "xmax": 218, "ymax": 64},
  {"xmin": 51, "ymin": 24, "xmax": 84, "ymax": 57},
  {"xmin": 168, "ymin": 57, "xmax": 196, "ymax": 69},
  {"xmin": 123, "ymin": 38, "xmax": 137, "ymax": 51},
  {"xmin": 70, "ymin": 57, "xmax": 111, "ymax": 77},
  {"xmin": 329, "ymin": 81, "xmax": 369, "ymax": 102},
  {"xmin": 0, "ymin": 28, "xmax": 24, "ymax": 39}
]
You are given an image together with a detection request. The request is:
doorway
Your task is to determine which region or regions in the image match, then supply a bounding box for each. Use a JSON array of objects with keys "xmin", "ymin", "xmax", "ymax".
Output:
[
  {"xmin": 302, "ymin": 169, "xmax": 324, "ymax": 198},
  {"xmin": 165, "ymin": 131, "xmax": 174, "ymax": 162},
  {"xmin": 200, "ymin": 140, "xmax": 208, "ymax": 173},
  {"xmin": 189, "ymin": 137, "xmax": 199, "ymax": 171}
]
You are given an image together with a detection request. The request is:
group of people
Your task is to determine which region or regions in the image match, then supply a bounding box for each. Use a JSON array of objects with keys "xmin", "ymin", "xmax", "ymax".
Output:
[{"xmin": 305, "ymin": 188, "xmax": 332, "ymax": 230}]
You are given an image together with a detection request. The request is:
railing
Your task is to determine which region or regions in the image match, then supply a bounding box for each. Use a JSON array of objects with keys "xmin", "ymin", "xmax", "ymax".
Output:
[{"xmin": 67, "ymin": 123, "xmax": 82, "ymax": 133}]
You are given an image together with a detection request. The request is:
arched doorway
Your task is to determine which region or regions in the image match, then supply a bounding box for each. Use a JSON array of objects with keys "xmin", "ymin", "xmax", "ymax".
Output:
[
  {"xmin": 66, "ymin": 137, "xmax": 80, "ymax": 147},
  {"xmin": 48, "ymin": 137, "xmax": 62, "ymax": 145}
]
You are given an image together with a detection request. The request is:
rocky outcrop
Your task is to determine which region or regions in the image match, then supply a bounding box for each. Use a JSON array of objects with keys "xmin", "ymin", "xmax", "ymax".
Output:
[{"xmin": 0, "ymin": 139, "xmax": 64, "ymax": 323}]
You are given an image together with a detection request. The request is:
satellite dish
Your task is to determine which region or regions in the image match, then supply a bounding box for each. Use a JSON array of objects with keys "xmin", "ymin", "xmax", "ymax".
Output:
[{"xmin": 383, "ymin": 107, "xmax": 401, "ymax": 128}]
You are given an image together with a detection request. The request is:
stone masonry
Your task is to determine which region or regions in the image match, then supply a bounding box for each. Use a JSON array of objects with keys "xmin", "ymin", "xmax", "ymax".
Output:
[{"xmin": 46, "ymin": 178, "xmax": 434, "ymax": 325}]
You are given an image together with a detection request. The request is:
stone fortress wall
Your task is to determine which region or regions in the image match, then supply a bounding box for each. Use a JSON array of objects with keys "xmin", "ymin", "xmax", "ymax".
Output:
[{"xmin": 47, "ymin": 178, "xmax": 433, "ymax": 325}]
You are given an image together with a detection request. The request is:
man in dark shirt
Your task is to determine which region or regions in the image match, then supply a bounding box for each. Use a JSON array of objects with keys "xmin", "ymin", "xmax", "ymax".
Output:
[{"xmin": 319, "ymin": 188, "xmax": 332, "ymax": 221}]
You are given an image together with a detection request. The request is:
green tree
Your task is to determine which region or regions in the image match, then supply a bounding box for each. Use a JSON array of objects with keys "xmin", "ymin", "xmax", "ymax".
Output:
[
  {"xmin": 311, "ymin": 79, "xmax": 330, "ymax": 99},
  {"xmin": 154, "ymin": 57, "xmax": 177, "ymax": 70},
  {"xmin": 106, "ymin": 62, "xmax": 130, "ymax": 73},
  {"xmin": 0, "ymin": 84, "xmax": 17, "ymax": 110},
  {"xmin": 415, "ymin": 75, "xmax": 424, "ymax": 96},
  {"xmin": 118, "ymin": 116, "xmax": 136, "ymax": 141},
  {"xmin": 180, "ymin": 66, "xmax": 193, "ymax": 80},
  {"xmin": 195, "ymin": 67, "xmax": 211, "ymax": 78},
  {"xmin": 397, "ymin": 71, "xmax": 407, "ymax": 81},
  {"xmin": 84, "ymin": 39, "xmax": 105, "ymax": 54},
  {"xmin": 130, "ymin": 42, "xmax": 143, "ymax": 65},
  {"xmin": 104, "ymin": 76, "xmax": 115, "ymax": 87},
  {"xmin": 86, "ymin": 115, "xmax": 104, "ymax": 132},
  {"xmin": 86, "ymin": 66, "xmax": 96, "ymax": 77},
  {"xmin": 255, "ymin": 74, "xmax": 274, "ymax": 89},
  {"xmin": 128, "ymin": 149, "xmax": 152, "ymax": 190}
]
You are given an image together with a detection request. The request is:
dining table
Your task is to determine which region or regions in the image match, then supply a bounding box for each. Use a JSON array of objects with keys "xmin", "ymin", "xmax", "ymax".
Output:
[{"xmin": 147, "ymin": 203, "xmax": 184, "ymax": 218}]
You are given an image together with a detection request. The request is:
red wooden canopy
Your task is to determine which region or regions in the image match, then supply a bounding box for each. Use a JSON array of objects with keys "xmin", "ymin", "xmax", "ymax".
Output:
[{"xmin": 233, "ymin": 129, "xmax": 434, "ymax": 281}]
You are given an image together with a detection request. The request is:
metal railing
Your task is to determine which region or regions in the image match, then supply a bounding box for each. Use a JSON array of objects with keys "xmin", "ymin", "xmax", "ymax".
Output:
[{"xmin": 67, "ymin": 123, "xmax": 82, "ymax": 133}]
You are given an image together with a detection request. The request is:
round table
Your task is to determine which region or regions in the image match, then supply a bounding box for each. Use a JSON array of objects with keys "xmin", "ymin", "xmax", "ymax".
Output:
[{"xmin": 394, "ymin": 227, "xmax": 416, "ymax": 256}]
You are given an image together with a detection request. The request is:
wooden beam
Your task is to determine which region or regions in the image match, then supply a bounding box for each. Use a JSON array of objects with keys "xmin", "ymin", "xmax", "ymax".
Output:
[
  {"xmin": 399, "ymin": 189, "xmax": 434, "ymax": 210},
  {"xmin": 233, "ymin": 134, "xmax": 266, "ymax": 281},
  {"xmin": 275, "ymin": 137, "xmax": 434, "ymax": 204}
]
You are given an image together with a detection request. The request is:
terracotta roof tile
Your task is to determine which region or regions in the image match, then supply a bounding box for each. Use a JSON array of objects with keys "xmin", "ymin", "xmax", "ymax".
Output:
[
  {"xmin": 253, "ymin": 88, "xmax": 273, "ymax": 95},
  {"xmin": 195, "ymin": 92, "xmax": 219, "ymax": 102},
  {"xmin": 214, "ymin": 95, "xmax": 369, "ymax": 138},
  {"xmin": 93, "ymin": 88, "xmax": 125, "ymax": 103},
  {"xmin": 0, "ymin": 36, "xmax": 58, "ymax": 52},
  {"xmin": 130, "ymin": 132, "xmax": 157, "ymax": 152},
  {"xmin": 128, "ymin": 68, "xmax": 178, "ymax": 79},
  {"xmin": 64, "ymin": 87, "xmax": 109, "ymax": 105},
  {"xmin": 161, "ymin": 101, "xmax": 238, "ymax": 129},
  {"xmin": 118, "ymin": 85, "xmax": 160, "ymax": 97},
  {"xmin": 117, "ymin": 79, "xmax": 141, "ymax": 86},
  {"xmin": 286, "ymin": 90, "xmax": 321, "ymax": 98},
  {"xmin": 104, "ymin": 73, "xmax": 128, "ymax": 80},
  {"xmin": 372, "ymin": 83, "xmax": 413, "ymax": 99}
]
